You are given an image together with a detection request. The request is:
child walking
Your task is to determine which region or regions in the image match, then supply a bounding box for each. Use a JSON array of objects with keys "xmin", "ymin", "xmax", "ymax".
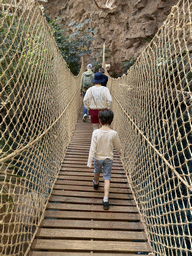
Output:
[{"xmin": 87, "ymin": 109, "xmax": 121, "ymax": 210}]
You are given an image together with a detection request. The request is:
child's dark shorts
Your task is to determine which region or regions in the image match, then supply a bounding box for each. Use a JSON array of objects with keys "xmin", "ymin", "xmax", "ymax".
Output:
[{"xmin": 94, "ymin": 158, "xmax": 113, "ymax": 180}]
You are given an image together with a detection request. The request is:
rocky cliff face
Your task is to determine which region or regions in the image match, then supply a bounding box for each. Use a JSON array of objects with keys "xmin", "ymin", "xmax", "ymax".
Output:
[{"xmin": 43, "ymin": 0, "xmax": 178, "ymax": 66}]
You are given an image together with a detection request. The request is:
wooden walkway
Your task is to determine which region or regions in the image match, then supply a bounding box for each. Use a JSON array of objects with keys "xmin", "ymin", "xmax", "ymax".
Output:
[{"xmin": 29, "ymin": 114, "xmax": 151, "ymax": 255}]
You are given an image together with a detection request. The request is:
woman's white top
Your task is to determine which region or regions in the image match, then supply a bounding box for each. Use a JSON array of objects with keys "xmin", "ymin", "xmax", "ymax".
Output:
[
  {"xmin": 83, "ymin": 85, "xmax": 112, "ymax": 110},
  {"xmin": 87, "ymin": 128, "xmax": 121, "ymax": 167}
]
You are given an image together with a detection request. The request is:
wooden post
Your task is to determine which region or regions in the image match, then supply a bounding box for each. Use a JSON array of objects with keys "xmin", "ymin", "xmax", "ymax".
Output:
[
  {"xmin": 81, "ymin": 55, "xmax": 86, "ymax": 72},
  {"xmin": 102, "ymin": 42, "xmax": 106, "ymax": 72}
]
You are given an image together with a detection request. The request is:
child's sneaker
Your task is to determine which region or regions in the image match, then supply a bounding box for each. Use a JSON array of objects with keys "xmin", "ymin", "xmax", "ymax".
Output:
[
  {"xmin": 82, "ymin": 114, "xmax": 87, "ymax": 122},
  {"xmin": 103, "ymin": 200, "xmax": 109, "ymax": 210},
  {"xmin": 93, "ymin": 180, "xmax": 99, "ymax": 190}
]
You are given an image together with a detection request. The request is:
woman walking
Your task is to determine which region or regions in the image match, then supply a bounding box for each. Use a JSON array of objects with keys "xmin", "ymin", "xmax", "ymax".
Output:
[{"xmin": 83, "ymin": 72, "xmax": 112, "ymax": 130}]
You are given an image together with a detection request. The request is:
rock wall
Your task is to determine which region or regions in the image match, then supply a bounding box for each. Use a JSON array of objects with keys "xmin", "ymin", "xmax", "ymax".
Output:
[{"xmin": 43, "ymin": 0, "xmax": 178, "ymax": 65}]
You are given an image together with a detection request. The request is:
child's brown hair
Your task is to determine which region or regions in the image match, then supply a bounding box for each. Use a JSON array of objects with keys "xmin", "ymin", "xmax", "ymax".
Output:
[{"xmin": 98, "ymin": 109, "xmax": 114, "ymax": 125}]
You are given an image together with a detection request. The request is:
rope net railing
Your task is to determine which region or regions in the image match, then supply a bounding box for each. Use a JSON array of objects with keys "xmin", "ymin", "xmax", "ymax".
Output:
[
  {"xmin": 0, "ymin": 0, "xmax": 82, "ymax": 255},
  {"xmin": 107, "ymin": 0, "xmax": 192, "ymax": 255}
]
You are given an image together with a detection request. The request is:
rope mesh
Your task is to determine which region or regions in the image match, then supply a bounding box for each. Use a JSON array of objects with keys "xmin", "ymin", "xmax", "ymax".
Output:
[
  {"xmin": 0, "ymin": 1, "xmax": 82, "ymax": 255},
  {"xmin": 107, "ymin": 0, "xmax": 192, "ymax": 255}
]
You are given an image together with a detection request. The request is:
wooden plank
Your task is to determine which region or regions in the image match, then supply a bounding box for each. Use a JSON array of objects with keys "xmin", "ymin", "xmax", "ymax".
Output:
[
  {"xmin": 55, "ymin": 179, "xmax": 130, "ymax": 188},
  {"xmin": 71, "ymin": 135, "xmax": 91, "ymax": 137},
  {"xmin": 62, "ymin": 163, "xmax": 123, "ymax": 168},
  {"xmin": 31, "ymin": 239, "xmax": 150, "ymax": 252},
  {"xmin": 59, "ymin": 167, "xmax": 124, "ymax": 173},
  {"xmin": 69, "ymin": 143, "xmax": 91, "ymax": 146},
  {"xmin": 29, "ymin": 253, "xmax": 142, "ymax": 256},
  {"xmin": 49, "ymin": 196, "xmax": 136, "ymax": 206},
  {"xmin": 70, "ymin": 137, "xmax": 91, "ymax": 140},
  {"xmin": 67, "ymin": 145, "xmax": 90, "ymax": 149},
  {"xmin": 44, "ymin": 210, "xmax": 140, "ymax": 220},
  {"xmin": 41, "ymin": 219, "xmax": 144, "ymax": 230},
  {"xmin": 62, "ymin": 160, "xmax": 123, "ymax": 166},
  {"xmin": 60, "ymin": 166, "xmax": 124, "ymax": 172},
  {"xmin": 36, "ymin": 228, "xmax": 147, "ymax": 240},
  {"xmin": 61, "ymin": 163, "xmax": 123, "ymax": 169},
  {"xmin": 64, "ymin": 154, "xmax": 121, "ymax": 158},
  {"xmin": 64, "ymin": 155, "xmax": 121, "ymax": 161},
  {"xmin": 59, "ymin": 168, "xmax": 124, "ymax": 174},
  {"xmin": 70, "ymin": 139, "xmax": 91, "ymax": 142},
  {"xmin": 62, "ymin": 162, "xmax": 122, "ymax": 166},
  {"xmin": 65, "ymin": 153, "xmax": 90, "ymax": 157},
  {"xmin": 63, "ymin": 155, "xmax": 122, "ymax": 160},
  {"xmin": 58, "ymin": 175, "xmax": 128, "ymax": 183},
  {"xmin": 51, "ymin": 190, "xmax": 132, "ymax": 199},
  {"xmin": 70, "ymin": 133, "xmax": 92, "ymax": 136},
  {"xmin": 63, "ymin": 160, "xmax": 122, "ymax": 165},
  {"xmin": 60, "ymin": 168, "xmax": 94, "ymax": 173},
  {"xmin": 53, "ymin": 185, "xmax": 131, "ymax": 194},
  {"xmin": 65, "ymin": 152, "xmax": 120, "ymax": 158},
  {"xmin": 59, "ymin": 171, "xmax": 125, "ymax": 178},
  {"xmin": 47, "ymin": 203, "xmax": 139, "ymax": 213}
]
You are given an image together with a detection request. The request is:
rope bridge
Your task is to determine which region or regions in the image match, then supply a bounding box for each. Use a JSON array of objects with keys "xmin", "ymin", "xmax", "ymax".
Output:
[{"xmin": 0, "ymin": 0, "xmax": 192, "ymax": 255}]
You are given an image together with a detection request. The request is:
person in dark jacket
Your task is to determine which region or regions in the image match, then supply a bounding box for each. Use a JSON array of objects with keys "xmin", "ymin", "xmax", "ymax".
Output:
[{"xmin": 99, "ymin": 68, "xmax": 108, "ymax": 87}]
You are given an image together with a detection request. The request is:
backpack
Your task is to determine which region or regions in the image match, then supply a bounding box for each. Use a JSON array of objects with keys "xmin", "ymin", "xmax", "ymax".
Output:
[{"xmin": 83, "ymin": 72, "xmax": 93, "ymax": 89}]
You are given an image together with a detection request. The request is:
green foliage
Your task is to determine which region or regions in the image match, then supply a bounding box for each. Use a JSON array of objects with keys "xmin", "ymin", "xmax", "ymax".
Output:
[
  {"xmin": 143, "ymin": 37, "xmax": 152, "ymax": 42},
  {"xmin": 0, "ymin": 11, "xmax": 37, "ymax": 205},
  {"xmin": 0, "ymin": 170, "xmax": 25, "ymax": 212},
  {"xmin": 0, "ymin": 10, "xmax": 42, "ymax": 147},
  {"xmin": 0, "ymin": 11, "xmax": 24, "ymax": 93},
  {"xmin": 157, "ymin": 44, "xmax": 192, "ymax": 91},
  {"xmin": 89, "ymin": 47, "xmax": 110, "ymax": 73},
  {"xmin": 123, "ymin": 57, "xmax": 136, "ymax": 73},
  {"xmin": 90, "ymin": 49, "xmax": 136, "ymax": 78},
  {"xmin": 0, "ymin": 10, "xmax": 46, "ymax": 107},
  {"xmin": 44, "ymin": 14, "xmax": 96, "ymax": 75},
  {"xmin": 108, "ymin": 62, "xmax": 126, "ymax": 78}
]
